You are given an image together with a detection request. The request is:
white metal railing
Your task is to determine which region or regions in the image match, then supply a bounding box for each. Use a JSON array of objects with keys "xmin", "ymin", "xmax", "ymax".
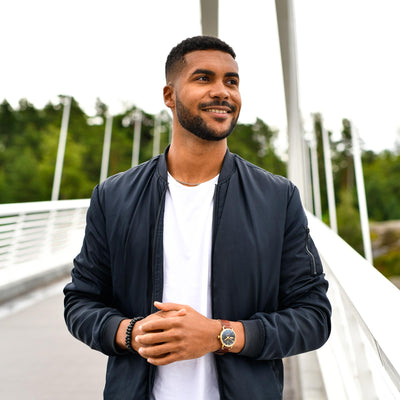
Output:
[
  {"xmin": 308, "ymin": 212, "xmax": 400, "ymax": 400},
  {"xmin": 0, "ymin": 199, "xmax": 89, "ymax": 270}
]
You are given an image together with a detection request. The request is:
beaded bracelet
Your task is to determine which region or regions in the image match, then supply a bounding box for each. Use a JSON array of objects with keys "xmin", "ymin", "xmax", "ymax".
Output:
[{"xmin": 125, "ymin": 316, "xmax": 144, "ymax": 353}]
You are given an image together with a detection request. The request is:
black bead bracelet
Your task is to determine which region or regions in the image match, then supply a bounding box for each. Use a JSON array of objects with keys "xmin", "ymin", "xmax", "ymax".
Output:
[{"xmin": 125, "ymin": 316, "xmax": 144, "ymax": 353}]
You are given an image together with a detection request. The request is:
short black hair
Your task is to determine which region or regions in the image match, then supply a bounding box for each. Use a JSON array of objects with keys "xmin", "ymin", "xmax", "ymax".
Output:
[{"xmin": 165, "ymin": 36, "xmax": 236, "ymax": 81}]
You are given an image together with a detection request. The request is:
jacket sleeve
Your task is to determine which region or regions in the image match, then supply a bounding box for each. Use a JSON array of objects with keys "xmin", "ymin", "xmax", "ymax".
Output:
[
  {"xmin": 240, "ymin": 185, "xmax": 332, "ymax": 359},
  {"xmin": 63, "ymin": 184, "xmax": 129, "ymax": 356}
]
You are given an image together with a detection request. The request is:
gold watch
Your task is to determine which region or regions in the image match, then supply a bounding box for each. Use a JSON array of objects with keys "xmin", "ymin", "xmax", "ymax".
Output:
[{"xmin": 215, "ymin": 319, "xmax": 236, "ymax": 354}]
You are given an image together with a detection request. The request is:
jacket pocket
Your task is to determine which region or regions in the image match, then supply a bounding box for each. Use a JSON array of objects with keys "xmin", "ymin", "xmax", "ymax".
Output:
[{"xmin": 305, "ymin": 227, "xmax": 318, "ymax": 276}]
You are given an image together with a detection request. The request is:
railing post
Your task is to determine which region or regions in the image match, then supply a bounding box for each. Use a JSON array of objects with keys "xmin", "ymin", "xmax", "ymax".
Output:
[
  {"xmin": 320, "ymin": 117, "xmax": 337, "ymax": 233},
  {"xmin": 5, "ymin": 213, "xmax": 25, "ymax": 267},
  {"xmin": 152, "ymin": 113, "xmax": 161, "ymax": 158},
  {"xmin": 275, "ymin": 0, "xmax": 313, "ymax": 210},
  {"xmin": 132, "ymin": 110, "xmax": 142, "ymax": 168},
  {"xmin": 51, "ymin": 96, "xmax": 71, "ymax": 201},
  {"xmin": 350, "ymin": 122, "xmax": 373, "ymax": 264},
  {"xmin": 200, "ymin": 0, "xmax": 219, "ymax": 37},
  {"xmin": 100, "ymin": 114, "xmax": 113, "ymax": 183},
  {"xmin": 44, "ymin": 209, "xmax": 57, "ymax": 258},
  {"xmin": 309, "ymin": 128, "xmax": 322, "ymax": 219}
]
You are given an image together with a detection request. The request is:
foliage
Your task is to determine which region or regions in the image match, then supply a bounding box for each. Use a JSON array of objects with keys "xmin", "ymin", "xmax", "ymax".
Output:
[
  {"xmin": 228, "ymin": 118, "xmax": 286, "ymax": 176},
  {"xmin": 375, "ymin": 251, "xmax": 400, "ymax": 277},
  {"xmin": 311, "ymin": 113, "xmax": 330, "ymax": 218},
  {"xmin": 1, "ymin": 99, "xmax": 399, "ymax": 277},
  {"xmin": 362, "ymin": 150, "xmax": 400, "ymax": 221},
  {"xmin": 311, "ymin": 113, "xmax": 400, "ymax": 277},
  {"xmin": 336, "ymin": 189, "xmax": 364, "ymax": 255},
  {"xmin": 0, "ymin": 98, "xmax": 285, "ymax": 204},
  {"xmin": 371, "ymin": 222, "xmax": 400, "ymax": 278},
  {"xmin": 332, "ymin": 119, "xmax": 355, "ymax": 193}
]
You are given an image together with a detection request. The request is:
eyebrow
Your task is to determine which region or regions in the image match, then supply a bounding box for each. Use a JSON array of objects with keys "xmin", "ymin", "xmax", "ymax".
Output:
[{"xmin": 191, "ymin": 69, "xmax": 239, "ymax": 79}]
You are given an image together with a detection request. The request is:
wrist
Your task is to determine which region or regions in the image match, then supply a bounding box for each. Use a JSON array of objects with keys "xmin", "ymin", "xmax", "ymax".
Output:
[
  {"xmin": 230, "ymin": 321, "xmax": 245, "ymax": 353},
  {"xmin": 214, "ymin": 320, "xmax": 245, "ymax": 354},
  {"xmin": 210, "ymin": 319, "xmax": 223, "ymax": 352},
  {"xmin": 116, "ymin": 319, "xmax": 131, "ymax": 350},
  {"xmin": 115, "ymin": 317, "xmax": 144, "ymax": 351},
  {"xmin": 126, "ymin": 317, "xmax": 144, "ymax": 352}
]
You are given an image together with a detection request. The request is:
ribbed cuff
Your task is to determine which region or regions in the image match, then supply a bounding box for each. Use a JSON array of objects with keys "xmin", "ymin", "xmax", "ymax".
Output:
[
  {"xmin": 238, "ymin": 319, "xmax": 264, "ymax": 358},
  {"xmin": 102, "ymin": 315, "xmax": 127, "ymax": 356}
]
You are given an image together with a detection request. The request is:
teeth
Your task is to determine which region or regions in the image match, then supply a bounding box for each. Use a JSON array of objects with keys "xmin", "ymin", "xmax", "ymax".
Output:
[{"xmin": 207, "ymin": 109, "xmax": 228, "ymax": 114}]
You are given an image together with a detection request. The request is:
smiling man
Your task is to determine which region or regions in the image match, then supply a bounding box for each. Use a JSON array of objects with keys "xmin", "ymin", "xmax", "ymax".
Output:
[
  {"xmin": 64, "ymin": 36, "xmax": 331, "ymax": 400},
  {"xmin": 170, "ymin": 50, "xmax": 240, "ymax": 142}
]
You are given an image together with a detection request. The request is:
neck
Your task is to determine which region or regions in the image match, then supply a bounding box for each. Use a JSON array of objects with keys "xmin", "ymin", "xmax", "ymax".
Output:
[{"xmin": 167, "ymin": 132, "xmax": 227, "ymax": 185}]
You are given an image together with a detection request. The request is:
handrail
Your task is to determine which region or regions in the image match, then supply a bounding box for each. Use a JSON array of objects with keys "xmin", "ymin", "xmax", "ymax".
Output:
[
  {"xmin": 0, "ymin": 199, "xmax": 90, "ymax": 217},
  {"xmin": 0, "ymin": 199, "xmax": 90, "ymax": 270},
  {"xmin": 308, "ymin": 212, "xmax": 400, "ymax": 399}
]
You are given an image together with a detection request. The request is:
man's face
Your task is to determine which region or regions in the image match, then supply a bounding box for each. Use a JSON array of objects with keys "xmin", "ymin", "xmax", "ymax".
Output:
[{"xmin": 169, "ymin": 50, "xmax": 241, "ymax": 141}]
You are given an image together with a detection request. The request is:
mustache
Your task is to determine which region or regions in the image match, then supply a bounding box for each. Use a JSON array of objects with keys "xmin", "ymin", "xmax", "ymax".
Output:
[{"xmin": 199, "ymin": 101, "xmax": 237, "ymax": 113}]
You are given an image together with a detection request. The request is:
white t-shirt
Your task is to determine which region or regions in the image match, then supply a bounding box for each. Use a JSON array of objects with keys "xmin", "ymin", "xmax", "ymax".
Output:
[{"xmin": 151, "ymin": 173, "xmax": 220, "ymax": 400}]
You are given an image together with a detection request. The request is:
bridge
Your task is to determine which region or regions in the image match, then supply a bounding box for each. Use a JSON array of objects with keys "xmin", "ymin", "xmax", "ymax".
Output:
[
  {"xmin": 1, "ymin": 1, "xmax": 400, "ymax": 399},
  {"xmin": 1, "ymin": 200, "xmax": 399, "ymax": 399}
]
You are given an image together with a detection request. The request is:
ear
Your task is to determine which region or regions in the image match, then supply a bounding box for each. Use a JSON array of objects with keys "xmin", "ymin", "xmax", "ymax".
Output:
[{"xmin": 163, "ymin": 85, "xmax": 175, "ymax": 109}]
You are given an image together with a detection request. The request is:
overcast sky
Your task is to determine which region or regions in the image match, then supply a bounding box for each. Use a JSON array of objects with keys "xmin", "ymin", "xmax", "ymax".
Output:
[{"xmin": 1, "ymin": 0, "xmax": 399, "ymax": 152}]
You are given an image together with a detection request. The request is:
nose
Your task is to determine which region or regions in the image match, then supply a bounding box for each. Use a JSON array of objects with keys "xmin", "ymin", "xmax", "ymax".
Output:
[{"xmin": 209, "ymin": 80, "xmax": 229, "ymax": 99}]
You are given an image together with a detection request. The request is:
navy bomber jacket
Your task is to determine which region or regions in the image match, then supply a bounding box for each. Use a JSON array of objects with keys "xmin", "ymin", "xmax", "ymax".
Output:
[{"xmin": 64, "ymin": 147, "xmax": 331, "ymax": 400}]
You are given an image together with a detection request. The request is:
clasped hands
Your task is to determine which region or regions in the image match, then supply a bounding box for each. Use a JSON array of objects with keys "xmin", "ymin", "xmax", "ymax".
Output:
[{"xmin": 131, "ymin": 301, "xmax": 222, "ymax": 366}]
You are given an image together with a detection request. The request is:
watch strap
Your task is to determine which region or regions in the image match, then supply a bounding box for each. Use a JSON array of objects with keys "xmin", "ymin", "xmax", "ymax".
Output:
[{"xmin": 220, "ymin": 319, "xmax": 232, "ymax": 330}]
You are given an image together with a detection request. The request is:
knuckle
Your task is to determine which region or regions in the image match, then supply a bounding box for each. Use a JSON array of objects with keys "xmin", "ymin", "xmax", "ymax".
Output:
[
  {"xmin": 171, "ymin": 330, "xmax": 181, "ymax": 340},
  {"xmin": 177, "ymin": 343, "xmax": 185, "ymax": 353}
]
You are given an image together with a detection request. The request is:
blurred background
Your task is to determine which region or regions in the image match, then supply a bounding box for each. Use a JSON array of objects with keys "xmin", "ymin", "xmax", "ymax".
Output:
[
  {"xmin": 0, "ymin": 1, "xmax": 400, "ymax": 399},
  {"xmin": 1, "ymin": 0, "xmax": 399, "ymax": 279}
]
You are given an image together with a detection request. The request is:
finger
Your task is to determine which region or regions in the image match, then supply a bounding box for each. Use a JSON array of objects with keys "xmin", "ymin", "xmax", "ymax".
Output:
[
  {"xmin": 140, "ymin": 316, "xmax": 182, "ymax": 333},
  {"xmin": 154, "ymin": 301, "xmax": 186, "ymax": 314},
  {"xmin": 137, "ymin": 348, "xmax": 169, "ymax": 361},
  {"xmin": 135, "ymin": 331, "xmax": 174, "ymax": 345},
  {"xmin": 139, "ymin": 343, "xmax": 170, "ymax": 358},
  {"xmin": 154, "ymin": 309, "xmax": 187, "ymax": 318},
  {"xmin": 147, "ymin": 352, "xmax": 180, "ymax": 366}
]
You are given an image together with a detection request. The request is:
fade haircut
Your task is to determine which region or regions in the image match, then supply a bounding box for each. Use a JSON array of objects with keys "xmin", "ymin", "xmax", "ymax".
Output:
[{"xmin": 165, "ymin": 36, "xmax": 236, "ymax": 82}]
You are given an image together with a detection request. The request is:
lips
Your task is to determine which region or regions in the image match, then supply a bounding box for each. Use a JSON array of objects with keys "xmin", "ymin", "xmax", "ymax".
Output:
[
  {"xmin": 199, "ymin": 101, "xmax": 236, "ymax": 114},
  {"xmin": 204, "ymin": 108, "xmax": 229, "ymax": 114}
]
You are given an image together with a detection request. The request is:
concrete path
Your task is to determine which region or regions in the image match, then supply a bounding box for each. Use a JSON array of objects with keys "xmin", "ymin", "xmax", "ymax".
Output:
[
  {"xmin": 0, "ymin": 280, "xmax": 107, "ymax": 400},
  {"xmin": 0, "ymin": 279, "xmax": 317, "ymax": 399}
]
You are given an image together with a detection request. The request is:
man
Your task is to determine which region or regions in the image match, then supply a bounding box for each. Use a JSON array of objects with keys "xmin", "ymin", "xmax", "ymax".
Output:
[{"xmin": 64, "ymin": 36, "xmax": 331, "ymax": 399}]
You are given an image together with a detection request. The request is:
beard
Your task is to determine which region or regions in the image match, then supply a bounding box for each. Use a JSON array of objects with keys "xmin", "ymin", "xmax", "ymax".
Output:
[{"xmin": 175, "ymin": 97, "xmax": 238, "ymax": 141}]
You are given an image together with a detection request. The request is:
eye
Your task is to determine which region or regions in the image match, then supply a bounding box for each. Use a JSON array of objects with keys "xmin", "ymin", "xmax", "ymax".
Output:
[
  {"xmin": 196, "ymin": 75, "xmax": 209, "ymax": 82},
  {"xmin": 226, "ymin": 78, "xmax": 239, "ymax": 86}
]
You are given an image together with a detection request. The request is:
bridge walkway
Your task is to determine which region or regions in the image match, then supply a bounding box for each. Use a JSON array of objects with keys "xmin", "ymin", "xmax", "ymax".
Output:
[
  {"xmin": 0, "ymin": 280, "xmax": 107, "ymax": 400},
  {"xmin": 0, "ymin": 279, "xmax": 304, "ymax": 400}
]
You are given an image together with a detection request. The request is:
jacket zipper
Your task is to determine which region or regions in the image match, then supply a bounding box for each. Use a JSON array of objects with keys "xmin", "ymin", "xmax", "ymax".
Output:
[
  {"xmin": 151, "ymin": 183, "xmax": 168, "ymax": 310},
  {"xmin": 148, "ymin": 182, "xmax": 168, "ymax": 397},
  {"xmin": 210, "ymin": 183, "xmax": 226, "ymax": 399},
  {"xmin": 305, "ymin": 227, "xmax": 317, "ymax": 275},
  {"xmin": 210, "ymin": 183, "xmax": 220, "ymax": 320}
]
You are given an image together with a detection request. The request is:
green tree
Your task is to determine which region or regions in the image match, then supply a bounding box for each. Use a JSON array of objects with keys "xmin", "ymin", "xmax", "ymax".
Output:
[
  {"xmin": 0, "ymin": 99, "xmax": 288, "ymax": 203},
  {"xmin": 332, "ymin": 119, "xmax": 355, "ymax": 193},
  {"xmin": 336, "ymin": 189, "xmax": 363, "ymax": 255},
  {"xmin": 228, "ymin": 118, "xmax": 286, "ymax": 176},
  {"xmin": 363, "ymin": 150, "xmax": 400, "ymax": 221},
  {"xmin": 0, "ymin": 100, "xmax": 18, "ymax": 152},
  {"xmin": 312, "ymin": 113, "xmax": 331, "ymax": 219}
]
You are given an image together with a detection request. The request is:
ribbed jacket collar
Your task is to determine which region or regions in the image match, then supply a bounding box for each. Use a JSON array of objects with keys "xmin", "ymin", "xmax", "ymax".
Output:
[{"xmin": 156, "ymin": 145, "xmax": 236, "ymax": 186}]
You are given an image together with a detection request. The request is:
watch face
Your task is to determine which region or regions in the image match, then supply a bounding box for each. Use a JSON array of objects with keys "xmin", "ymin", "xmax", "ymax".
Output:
[{"xmin": 221, "ymin": 328, "xmax": 236, "ymax": 347}]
